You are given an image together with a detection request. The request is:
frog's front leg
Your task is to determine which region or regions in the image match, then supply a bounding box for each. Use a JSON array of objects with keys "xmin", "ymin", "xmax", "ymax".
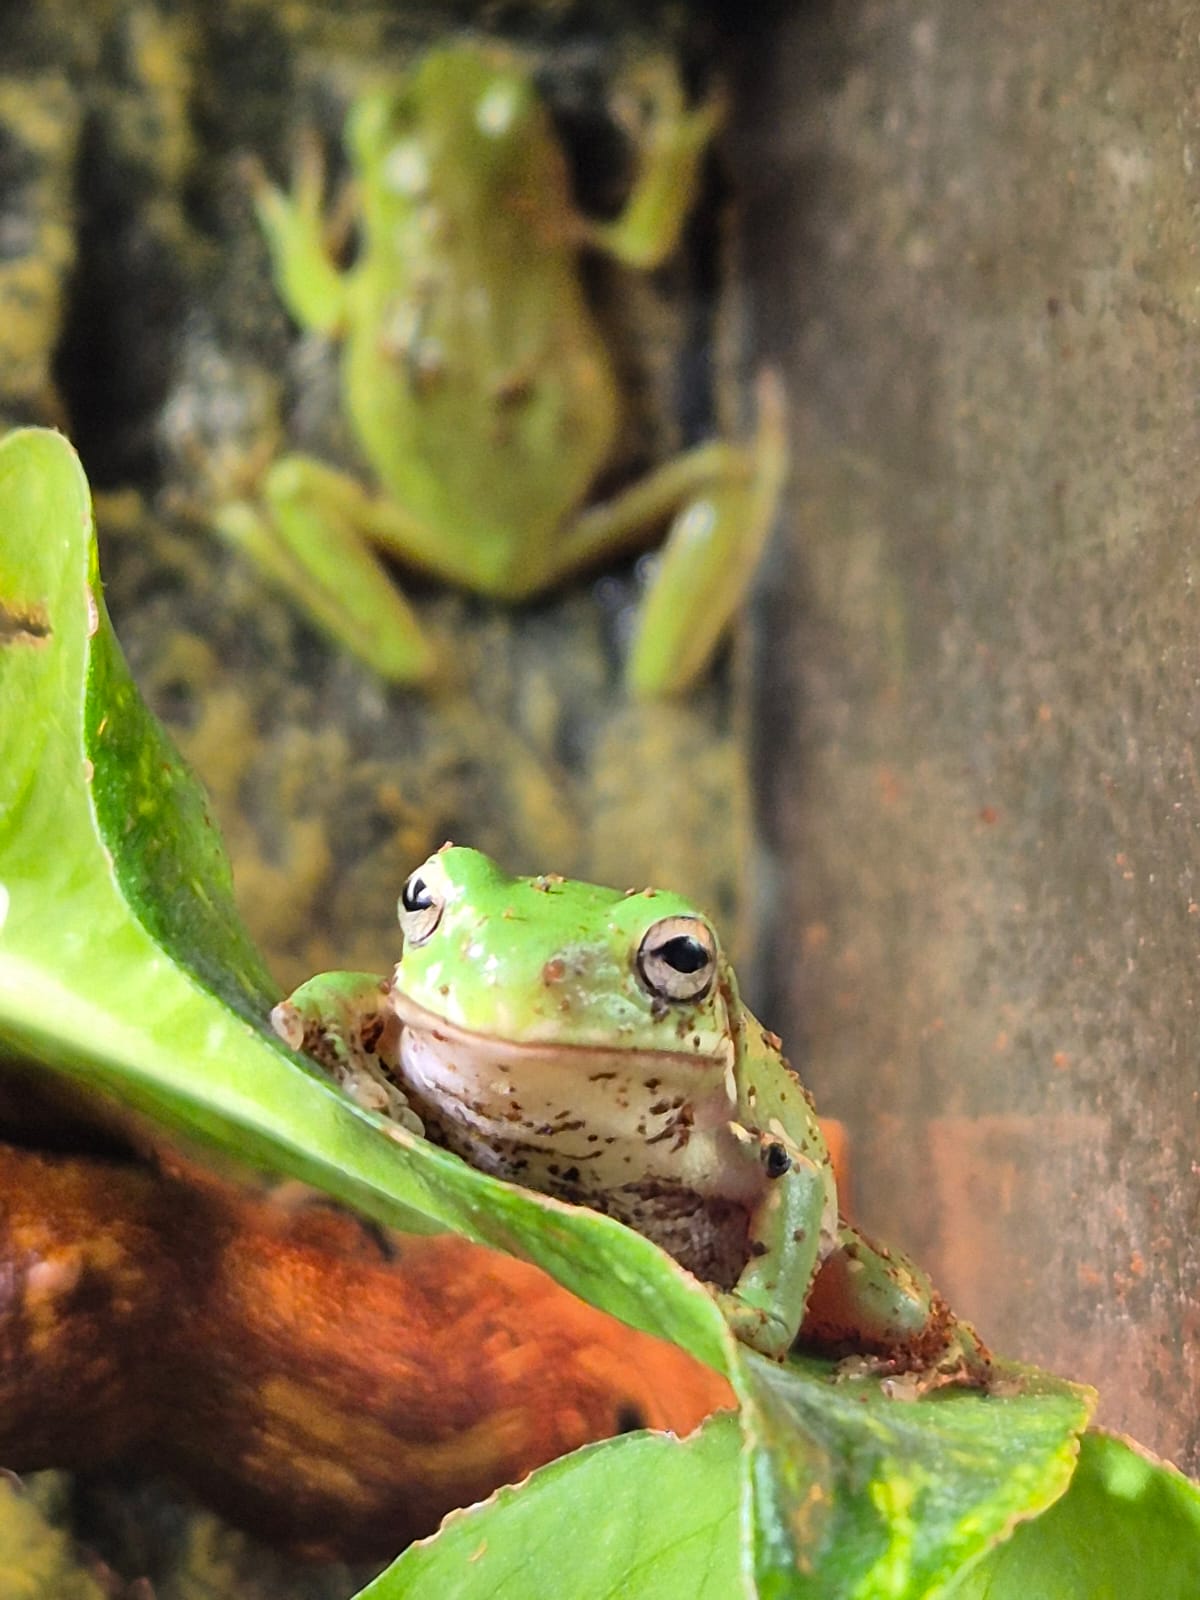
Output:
[
  {"xmin": 215, "ymin": 456, "xmax": 439, "ymax": 684},
  {"xmin": 246, "ymin": 131, "xmax": 348, "ymax": 335},
  {"xmin": 271, "ymin": 971, "xmax": 424, "ymax": 1135},
  {"xmin": 714, "ymin": 1132, "xmax": 837, "ymax": 1361},
  {"xmin": 545, "ymin": 371, "xmax": 787, "ymax": 697},
  {"xmin": 589, "ymin": 59, "xmax": 724, "ymax": 270},
  {"xmin": 800, "ymin": 1222, "xmax": 993, "ymax": 1390}
]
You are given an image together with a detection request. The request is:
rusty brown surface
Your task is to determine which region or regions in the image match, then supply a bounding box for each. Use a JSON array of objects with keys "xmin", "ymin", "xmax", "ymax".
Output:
[
  {"xmin": 0, "ymin": 1145, "xmax": 733, "ymax": 1561},
  {"xmin": 735, "ymin": 0, "xmax": 1200, "ymax": 1471}
]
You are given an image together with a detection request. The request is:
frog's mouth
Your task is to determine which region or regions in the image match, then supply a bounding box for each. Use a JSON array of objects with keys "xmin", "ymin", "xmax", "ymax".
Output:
[
  {"xmin": 386, "ymin": 987, "xmax": 738, "ymax": 1159},
  {"xmin": 387, "ymin": 989, "xmax": 732, "ymax": 1074}
]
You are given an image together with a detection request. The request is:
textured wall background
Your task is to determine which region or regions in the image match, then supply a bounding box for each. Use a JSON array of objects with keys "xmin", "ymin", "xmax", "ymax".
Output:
[{"xmin": 737, "ymin": 0, "xmax": 1200, "ymax": 1469}]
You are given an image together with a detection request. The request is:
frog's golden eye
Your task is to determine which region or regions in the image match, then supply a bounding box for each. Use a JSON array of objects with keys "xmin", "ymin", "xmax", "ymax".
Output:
[
  {"xmin": 399, "ymin": 870, "xmax": 443, "ymax": 945},
  {"xmin": 636, "ymin": 916, "xmax": 717, "ymax": 1003}
]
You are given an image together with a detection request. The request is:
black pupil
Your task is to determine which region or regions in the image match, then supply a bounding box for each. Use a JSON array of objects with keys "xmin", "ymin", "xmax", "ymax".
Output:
[
  {"xmin": 402, "ymin": 875, "xmax": 434, "ymax": 912},
  {"xmin": 655, "ymin": 935, "xmax": 709, "ymax": 974}
]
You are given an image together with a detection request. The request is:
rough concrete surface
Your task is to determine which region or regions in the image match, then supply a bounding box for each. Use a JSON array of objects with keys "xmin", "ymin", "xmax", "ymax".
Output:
[{"xmin": 736, "ymin": 0, "xmax": 1200, "ymax": 1470}]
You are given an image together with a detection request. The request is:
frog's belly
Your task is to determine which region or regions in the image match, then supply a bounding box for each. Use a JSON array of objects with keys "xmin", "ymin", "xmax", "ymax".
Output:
[{"xmin": 397, "ymin": 1027, "xmax": 759, "ymax": 1289}]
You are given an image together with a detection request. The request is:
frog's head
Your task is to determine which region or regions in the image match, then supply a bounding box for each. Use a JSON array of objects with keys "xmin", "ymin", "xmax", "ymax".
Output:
[
  {"xmin": 348, "ymin": 42, "xmax": 559, "ymax": 211},
  {"xmin": 388, "ymin": 845, "xmax": 736, "ymax": 1063}
]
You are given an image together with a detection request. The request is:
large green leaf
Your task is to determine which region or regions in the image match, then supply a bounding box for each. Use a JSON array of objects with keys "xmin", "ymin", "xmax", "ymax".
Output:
[
  {"xmin": 2, "ymin": 428, "xmax": 1193, "ymax": 1600},
  {"xmin": 740, "ymin": 1354, "xmax": 1093, "ymax": 1600},
  {"xmin": 950, "ymin": 1431, "xmax": 1200, "ymax": 1599},
  {"xmin": 360, "ymin": 1415, "xmax": 744, "ymax": 1599},
  {"xmin": 0, "ymin": 427, "xmax": 731, "ymax": 1375}
]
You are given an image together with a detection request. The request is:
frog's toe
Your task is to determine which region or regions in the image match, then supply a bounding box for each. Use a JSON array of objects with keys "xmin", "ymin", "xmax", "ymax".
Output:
[
  {"xmin": 829, "ymin": 1328, "xmax": 993, "ymax": 1395},
  {"xmin": 713, "ymin": 1290, "xmax": 794, "ymax": 1361}
]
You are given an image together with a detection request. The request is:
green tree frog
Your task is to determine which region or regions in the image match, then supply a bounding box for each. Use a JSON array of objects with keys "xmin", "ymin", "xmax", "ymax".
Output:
[
  {"xmin": 273, "ymin": 845, "xmax": 990, "ymax": 1383},
  {"xmin": 217, "ymin": 40, "xmax": 786, "ymax": 696}
]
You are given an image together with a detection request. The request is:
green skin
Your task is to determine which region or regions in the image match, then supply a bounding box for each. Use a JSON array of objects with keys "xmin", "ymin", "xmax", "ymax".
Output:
[
  {"xmin": 217, "ymin": 41, "xmax": 787, "ymax": 696},
  {"xmin": 274, "ymin": 846, "xmax": 991, "ymax": 1381}
]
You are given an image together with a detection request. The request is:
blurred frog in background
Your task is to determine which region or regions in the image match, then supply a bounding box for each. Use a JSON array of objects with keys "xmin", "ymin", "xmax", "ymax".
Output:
[{"xmin": 217, "ymin": 39, "xmax": 786, "ymax": 696}]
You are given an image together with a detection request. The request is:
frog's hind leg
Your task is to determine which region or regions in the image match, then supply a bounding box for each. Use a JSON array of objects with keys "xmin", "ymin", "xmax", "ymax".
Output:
[
  {"xmin": 215, "ymin": 454, "xmax": 437, "ymax": 683},
  {"xmin": 799, "ymin": 1222, "xmax": 993, "ymax": 1390},
  {"xmin": 546, "ymin": 371, "xmax": 788, "ymax": 698}
]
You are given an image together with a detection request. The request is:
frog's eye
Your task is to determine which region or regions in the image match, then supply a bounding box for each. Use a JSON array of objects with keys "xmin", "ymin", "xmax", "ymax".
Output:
[
  {"xmin": 636, "ymin": 916, "xmax": 717, "ymax": 1003},
  {"xmin": 399, "ymin": 871, "xmax": 443, "ymax": 945}
]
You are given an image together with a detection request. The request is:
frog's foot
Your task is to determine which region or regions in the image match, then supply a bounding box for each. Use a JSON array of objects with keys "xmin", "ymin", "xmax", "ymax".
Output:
[
  {"xmin": 711, "ymin": 1289, "xmax": 795, "ymax": 1362},
  {"xmin": 912, "ymin": 1316, "xmax": 993, "ymax": 1392},
  {"xmin": 214, "ymin": 455, "xmax": 439, "ymax": 685},
  {"xmin": 592, "ymin": 58, "xmax": 725, "ymax": 269},
  {"xmin": 271, "ymin": 971, "xmax": 425, "ymax": 1136},
  {"xmin": 624, "ymin": 370, "xmax": 788, "ymax": 697},
  {"xmin": 245, "ymin": 126, "xmax": 348, "ymax": 336},
  {"xmin": 544, "ymin": 370, "xmax": 787, "ymax": 698},
  {"xmin": 830, "ymin": 1319, "xmax": 994, "ymax": 1396}
]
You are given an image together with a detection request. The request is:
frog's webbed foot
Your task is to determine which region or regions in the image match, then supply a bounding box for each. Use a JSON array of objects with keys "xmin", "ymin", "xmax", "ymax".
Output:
[
  {"xmin": 628, "ymin": 371, "xmax": 787, "ymax": 697},
  {"xmin": 710, "ymin": 1290, "xmax": 796, "ymax": 1362},
  {"xmin": 829, "ymin": 1318, "xmax": 993, "ymax": 1396},
  {"xmin": 246, "ymin": 127, "xmax": 348, "ymax": 336},
  {"xmin": 271, "ymin": 971, "xmax": 425, "ymax": 1137},
  {"xmin": 544, "ymin": 374, "xmax": 790, "ymax": 700},
  {"xmin": 542, "ymin": 371, "xmax": 787, "ymax": 698},
  {"xmin": 591, "ymin": 58, "xmax": 724, "ymax": 269}
]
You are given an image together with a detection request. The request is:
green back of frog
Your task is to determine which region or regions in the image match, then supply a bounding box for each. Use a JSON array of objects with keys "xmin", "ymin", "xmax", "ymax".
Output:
[{"xmin": 343, "ymin": 44, "xmax": 621, "ymax": 589}]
